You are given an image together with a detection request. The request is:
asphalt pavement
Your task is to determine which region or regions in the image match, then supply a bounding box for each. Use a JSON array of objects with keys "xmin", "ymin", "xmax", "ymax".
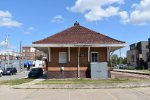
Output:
[{"xmin": 0, "ymin": 71, "xmax": 28, "ymax": 80}]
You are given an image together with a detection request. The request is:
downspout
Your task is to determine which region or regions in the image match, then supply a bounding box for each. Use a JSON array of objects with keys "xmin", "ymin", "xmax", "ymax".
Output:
[{"xmin": 77, "ymin": 47, "xmax": 80, "ymax": 78}]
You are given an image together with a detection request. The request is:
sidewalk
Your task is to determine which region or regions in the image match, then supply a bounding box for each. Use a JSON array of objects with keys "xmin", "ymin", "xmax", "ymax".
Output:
[
  {"xmin": 113, "ymin": 69, "xmax": 150, "ymax": 75},
  {"xmin": 12, "ymin": 78, "xmax": 150, "ymax": 89}
]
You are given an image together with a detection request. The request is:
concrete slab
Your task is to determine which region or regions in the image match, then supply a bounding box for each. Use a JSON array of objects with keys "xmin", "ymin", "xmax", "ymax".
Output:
[{"xmin": 1, "ymin": 87, "xmax": 150, "ymax": 100}]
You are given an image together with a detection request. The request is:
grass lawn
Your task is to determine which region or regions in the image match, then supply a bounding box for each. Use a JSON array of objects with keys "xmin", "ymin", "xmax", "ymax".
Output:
[
  {"xmin": 0, "ymin": 78, "xmax": 33, "ymax": 85},
  {"xmin": 38, "ymin": 78, "xmax": 148, "ymax": 84}
]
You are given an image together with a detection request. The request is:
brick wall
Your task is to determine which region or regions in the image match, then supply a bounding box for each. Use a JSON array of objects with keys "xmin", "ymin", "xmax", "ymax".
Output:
[
  {"xmin": 47, "ymin": 71, "xmax": 87, "ymax": 79},
  {"xmin": 47, "ymin": 47, "xmax": 107, "ymax": 78}
]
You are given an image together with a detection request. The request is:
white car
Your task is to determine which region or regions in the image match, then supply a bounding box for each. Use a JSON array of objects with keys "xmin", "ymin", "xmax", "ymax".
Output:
[{"xmin": 0, "ymin": 68, "xmax": 3, "ymax": 77}]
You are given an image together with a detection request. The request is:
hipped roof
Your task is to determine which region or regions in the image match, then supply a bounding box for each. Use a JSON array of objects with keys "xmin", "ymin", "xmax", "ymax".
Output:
[{"xmin": 33, "ymin": 22, "xmax": 125, "ymax": 44}]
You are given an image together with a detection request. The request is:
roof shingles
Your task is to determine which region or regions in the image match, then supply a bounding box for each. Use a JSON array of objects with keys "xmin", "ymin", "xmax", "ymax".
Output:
[{"xmin": 33, "ymin": 24, "xmax": 125, "ymax": 44}]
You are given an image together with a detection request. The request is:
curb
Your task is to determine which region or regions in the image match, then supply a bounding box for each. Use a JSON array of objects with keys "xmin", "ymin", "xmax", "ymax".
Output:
[{"xmin": 12, "ymin": 82, "xmax": 150, "ymax": 89}]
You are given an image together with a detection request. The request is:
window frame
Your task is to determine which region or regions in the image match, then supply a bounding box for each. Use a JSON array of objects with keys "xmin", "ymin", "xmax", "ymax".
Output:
[
  {"xmin": 91, "ymin": 52, "xmax": 99, "ymax": 62},
  {"xmin": 59, "ymin": 52, "xmax": 68, "ymax": 64}
]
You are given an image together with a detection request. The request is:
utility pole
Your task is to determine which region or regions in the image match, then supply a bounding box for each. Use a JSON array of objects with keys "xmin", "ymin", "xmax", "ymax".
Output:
[
  {"xmin": 120, "ymin": 48, "xmax": 121, "ymax": 64},
  {"xmin": 148, "ymin": 38, "xmax": 150, "ymax": 53},
  {"xmin": 6, "ymin": 35, "xmax": 9, "ymax": 68}
]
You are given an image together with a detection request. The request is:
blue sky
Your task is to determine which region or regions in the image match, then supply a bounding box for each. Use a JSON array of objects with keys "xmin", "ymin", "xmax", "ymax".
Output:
[{"xmin": 0, "ymin": 0, "xmax": 150, "ymax": 57}]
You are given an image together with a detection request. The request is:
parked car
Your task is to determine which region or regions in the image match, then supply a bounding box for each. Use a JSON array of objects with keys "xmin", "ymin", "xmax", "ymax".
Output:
[
  {"xmin": 114, "ymin": 64, "xmax": 128, "ymax": 69},
  {"xmin": 3, "ymin": 67, "xmax": 17, "ymax": 75},
  {"xmin": 118, "ymin": 64, "xmax": 128, "ymax": 69},
  {"xmin": 28, "ymin": 67, "xmax": 43, "ymax": 78},
  {"xmin": 0, "ymin": 68, "xmax": 3, "ymax": 77}
]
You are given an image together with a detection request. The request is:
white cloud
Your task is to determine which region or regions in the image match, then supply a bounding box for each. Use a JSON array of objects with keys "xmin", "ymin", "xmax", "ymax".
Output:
[
  {"xmin": 67, "ymin": 0, "xmax": 150, "ymax": 25},
  {"xmin": 51, "ymin": 15, "xmax": 64, "ymax": 24},
  {"xmin": 85, "ymin": 6, "xmax": 119, "ymax": 21},
  {"xmin": 130, "ymin": 0, "xmax": 150, "ymax": 25},
  {"xmin": 67, "ymin": 0, "xmax": 124, "ymax": 21},
  {"xmin": 0, "ymin": 10, "xmax": 22, "ymax": 27},
  {"xmin": 0, "ymin": 18, "xmax": 22, "ymax": 27},
  {"xmin": 67, "ymin": 0, "xmax": 124, "ymax": 13},
  {"xmin": 120, "ymin": 0, "xmax": 150, "ymax": 25},
  {"xmin": 119, "ymin": 11, "xmax": 129, "ymax": 23},
  {"xmin": 0, "ymin": 10, "xmax": 12, "ymax": 18}
]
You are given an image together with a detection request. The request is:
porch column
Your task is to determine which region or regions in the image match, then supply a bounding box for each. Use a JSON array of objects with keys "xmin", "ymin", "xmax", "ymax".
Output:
[
  {"xmin": 88, "ymin": 47, "xmax": 90, "ymax": 62},
  {"xmin": 48, "ymin": 47, "xmax": 51, "ymax": 62},
  {"xmin": 68, "ymin": 47, "xmax": 70, "ymax": 62},
  {"xmin": 107, "ymin": 47, "xmax": 110, "ymax": 61},
  {"xmin": 77, "ymin": 47, "xmax": 80, "ymax": 78}
]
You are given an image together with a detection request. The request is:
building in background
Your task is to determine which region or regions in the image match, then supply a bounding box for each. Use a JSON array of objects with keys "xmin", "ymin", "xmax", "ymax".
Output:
[
  {"xmin": 0, "ymin": 50, "xmax": 20, "ymax": 60},
  {"xmin": 127, "ymin": 41, "xmax": 149, "ymax": 68},
  {"xmin": 22, "ymin": 46, "xmax": 46, "ymax": 61}
]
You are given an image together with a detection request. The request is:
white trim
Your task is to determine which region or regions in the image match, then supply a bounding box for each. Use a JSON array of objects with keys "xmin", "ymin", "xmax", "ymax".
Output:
[
  {"xmin": 59, "ymin": 52, "xmax": 67, "ymax": 64},
  {"xmin": 88, "ymin": 47, "xmax": 90, "ymax": 62},
  {"xmin": 68, "ymin": 47, "xmax": 70, "ymax": 62},
  {"xmin": 32, "ymin": 43, "xmax": 126, "ymax": 48},
  {"xmin": 48, "ymin": 47, "xmax": 51, "ymax": 62},
  {"xmin": 91, "ymin": 52, "xmax": 99, "ymax": 53},
  {"xmin": 91, "ymin": 52, "xmax": 99, "ymax": 62}
]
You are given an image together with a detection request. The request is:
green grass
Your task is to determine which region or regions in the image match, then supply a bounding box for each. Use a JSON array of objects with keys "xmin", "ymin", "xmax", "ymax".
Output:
[
  {"xmin": 0, "ymin": 78, "xmax": 33, "ymax": 85},
  {"xmin": 38, "ymin": 78, "xmax": 145, "ymax": 84}
]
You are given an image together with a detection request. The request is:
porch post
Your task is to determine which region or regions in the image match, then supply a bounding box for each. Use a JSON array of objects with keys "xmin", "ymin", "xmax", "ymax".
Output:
[
  {"xmin": 48, "ymin": 47, "xmax": 51, "ymax": 62},
  {"xmin": 77, "ymin": 47, "xmax": 80, "ymax": 78},
  {"xmin": 68, "ymin": 47, "xmax": 70, "ymax": 62},
  {"xmin": 107, "ymin": 47, "xmax": 110, "ymax": 61},
  {"xmin": 88, "ymin": 47, "xmax": 90, "ymax": 62}
]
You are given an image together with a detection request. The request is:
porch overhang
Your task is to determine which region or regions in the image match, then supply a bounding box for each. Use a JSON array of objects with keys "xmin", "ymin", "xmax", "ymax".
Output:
[{"xmin": 32, "ymin": 43, "xmax": 126, "ymax": 52}]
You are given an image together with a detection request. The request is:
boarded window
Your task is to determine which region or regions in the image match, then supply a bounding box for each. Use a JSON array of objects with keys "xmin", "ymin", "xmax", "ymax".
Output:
[{"xmin": 59, "ymin": 52, "xmax": 67, "ymax": 63}]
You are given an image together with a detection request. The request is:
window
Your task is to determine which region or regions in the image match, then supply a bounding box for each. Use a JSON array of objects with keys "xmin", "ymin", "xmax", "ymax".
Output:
[
  {"xmin": 23, "ymin": 50, "xmax": 25, "ymax": 52},
  {"xmin": 146, "ymin": 45, "xmax": 149, "ymax": 49},
  {"xmin": 59, "ymin": 52, "xmax": 67, "ymax": 63},
  {"xmin": 91, "ymin": 52, "xmax": 99, "ymax": 62},
  {"xmin": 131, "ymin": 55, "xmax": 135, "ymax": 62}
]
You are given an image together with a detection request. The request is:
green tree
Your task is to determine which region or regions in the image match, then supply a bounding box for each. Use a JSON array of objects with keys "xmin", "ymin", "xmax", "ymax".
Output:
[
  {"xmin": 122, "ymin": 57, "xmax": 127, "ymax": 64},
  {"xmin": 111, "ymin": 54, "xmax": 127, "ymax": 65},
  {"xmin": 111, "ymin": 54, "xmax": 119, "ymax": 65}
]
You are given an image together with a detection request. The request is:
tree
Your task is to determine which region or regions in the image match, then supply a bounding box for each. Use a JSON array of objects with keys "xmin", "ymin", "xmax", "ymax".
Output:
[
  {"xmin": 111, "ymin": 54, "xmax": 118, "ymax": 65},
  {"xmin": 111, "ymin": 54, "xmax": 127, "ymax": 65}
]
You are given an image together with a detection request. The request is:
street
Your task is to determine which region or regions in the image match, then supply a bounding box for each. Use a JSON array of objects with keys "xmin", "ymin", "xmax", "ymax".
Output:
[
  {"xmin": 1, "ymin": 87, "xmax": 150, "ymax": 100},
  {"xmin": 0, "ymin": 71, "xmax": 28, "ymax": 80}
]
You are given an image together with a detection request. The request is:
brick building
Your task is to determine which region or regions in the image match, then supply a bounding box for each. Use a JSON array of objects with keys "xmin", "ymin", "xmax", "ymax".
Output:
[
  {"xmin": 0, "ymin": 50, "xmax": 20, "ymax": 60},
  {"xmin": 32, "ymin": 22, "xmax": 126, "ymax": 78},
  {"xmin": 127, "ymin": 41, "xmax": 149, "ymax": 67},
  {"xmin": 22, "ymin": 46, "xmax": 46, "ymax": 61}
]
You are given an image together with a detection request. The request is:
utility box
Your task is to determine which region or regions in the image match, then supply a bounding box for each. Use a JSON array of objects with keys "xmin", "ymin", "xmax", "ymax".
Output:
[
  {"xmin": 91, "ymin": 62, "xmax": 108, "ymax": 79},
  {"xmin": 148, "ymin": 62, "xmax": 150, "ymax": 70}
]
